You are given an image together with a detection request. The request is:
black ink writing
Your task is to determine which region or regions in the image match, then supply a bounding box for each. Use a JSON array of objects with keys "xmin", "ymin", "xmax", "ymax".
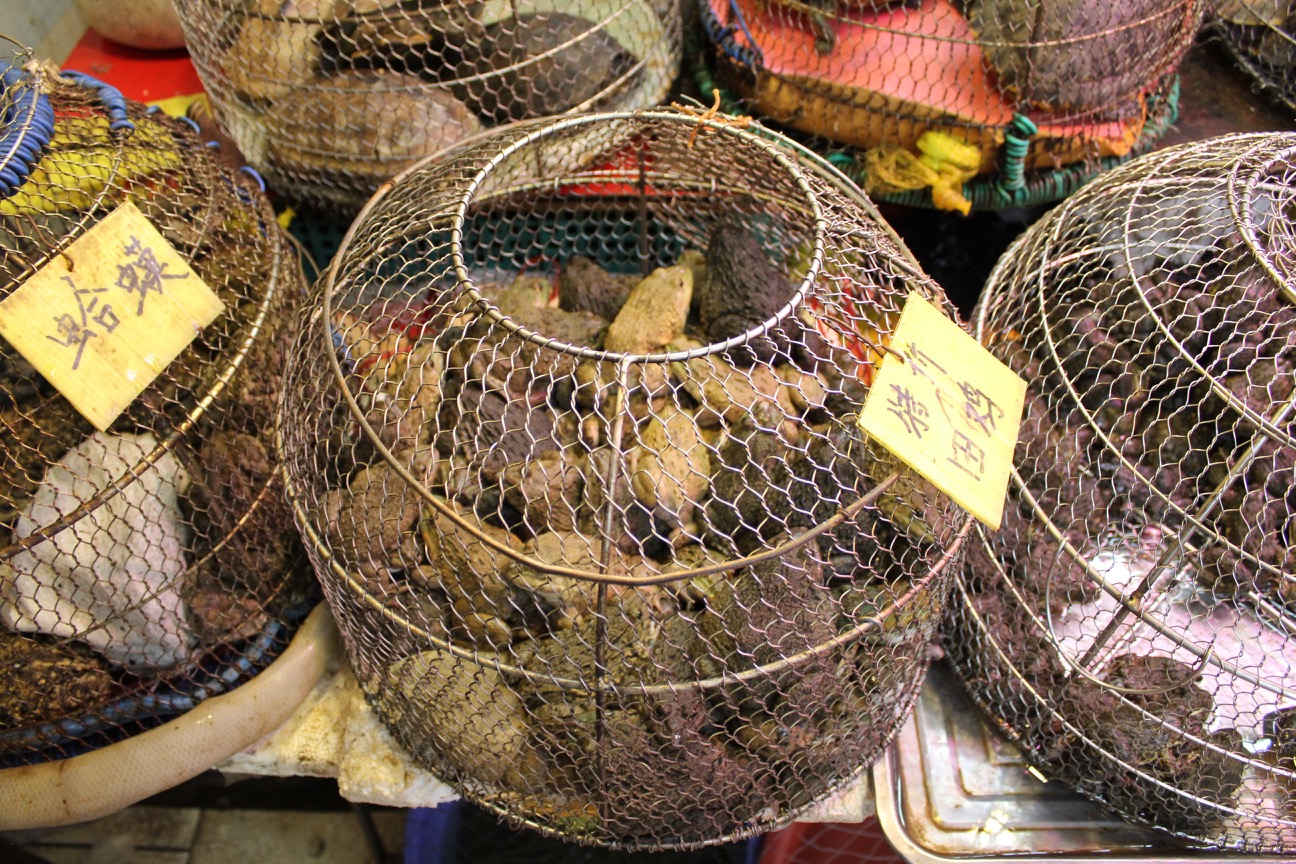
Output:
[
  {"xmin": 958, "ymin": 381, "xmax": 1005, "ymax": 436},
  {"xmin": 45, "ymin": 275, "xmax": 120, "ymax": 371},
  {"xmin": 116, "ymin": 235, "xmax": 187, "ymax": 316},
  {"xmin": 947, "ymin": 429, "xmax": 986, "ymax": 480},
  {"xmin": 887, "ymin": 383, "xmax": 930, "ymax": 438}
]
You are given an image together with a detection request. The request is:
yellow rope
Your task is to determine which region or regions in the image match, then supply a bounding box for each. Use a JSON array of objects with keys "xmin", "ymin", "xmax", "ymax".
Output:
[{"xmin": 863, "ymin": 131, "xmax": 981, "ymax": 215}]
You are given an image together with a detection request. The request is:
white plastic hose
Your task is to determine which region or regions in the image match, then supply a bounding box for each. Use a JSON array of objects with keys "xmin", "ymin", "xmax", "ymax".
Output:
[{"xmin": 0, "ymin": 602, "xmax": 341, "ymax": 830}]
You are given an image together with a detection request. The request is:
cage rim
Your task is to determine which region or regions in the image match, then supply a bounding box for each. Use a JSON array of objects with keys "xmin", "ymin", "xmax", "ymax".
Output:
[
  {"xmin": 1232, "ymin": 135, "xmax": 1296, "ymax": 306},
  {"xmin": 443, "ymin": 110, "xmax": 830, "ymax": 365}
]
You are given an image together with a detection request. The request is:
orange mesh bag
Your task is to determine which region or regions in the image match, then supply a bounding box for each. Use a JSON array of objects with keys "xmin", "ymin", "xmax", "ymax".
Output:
[{"xmin": 692, "ymin": 0, "xmax": 1201, "ymax": 212}]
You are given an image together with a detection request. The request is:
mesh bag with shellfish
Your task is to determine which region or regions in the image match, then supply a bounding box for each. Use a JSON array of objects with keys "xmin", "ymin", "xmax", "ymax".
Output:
[
  {"xmin": 1209, "ymin": 1, "xmax": 1296, "ymax": 112},
  {"xmin": 945, "ymin": 132, "xmax": 1296, "ymax": 850},
  {"xmin": 174, "ymin": 0, "xmax": 683, "ymax": 211},
  {"xmin": 691, "ymin": 0, "xmax": 1201, "ymax": 213},
  {"xmin": 278, "ymin": 110, "xmax": 973, "ymax": 848},
  {"xmin": 0, "ymin": 46, "xmax": 312, "ymax": 766}
]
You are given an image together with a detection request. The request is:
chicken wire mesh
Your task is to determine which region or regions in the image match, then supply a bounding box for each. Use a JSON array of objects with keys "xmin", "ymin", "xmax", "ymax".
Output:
[
  {"xmin": 1210, "ymin": 1, "xmax": 1296, "ymax": 112},
  {"xmin": 945, "ymin": 132, "xmax": 1296, "ymax": 851},
  {"xmin": 174, "ymin": 0, "xmax": 684, "ymax": 211},
  {"xmin": 0, "ymin": 44, "xmax": 312, "ymax": 766},
  {"xmin": 277, "ymin": 110, "xmax": 973, "ymax": 849},
  {"xmin": 690, "ymin": 0, "xmax": 1199, "ymax": 213}
]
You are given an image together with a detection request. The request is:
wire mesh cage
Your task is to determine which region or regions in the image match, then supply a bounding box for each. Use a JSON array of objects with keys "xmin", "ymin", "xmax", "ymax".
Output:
[
  {"xmin": 277, "ymin": 110, "xmax": 973, "ymax": 849},
  {"xmin": 174, "ymin": 0, "xmax": 684, "ymax": 212},
  {"xmin": 0, "ymin": 42, "xmax": 312, "ymax": 766},
  {"xmin": 1210, "ymin": 1, "xmax": 1296, "ymax": 112},
  {"xmin": 690, "ymin": 0, "xmax": 1201, "ymax": 213},
  {"xmin": 945, "ymin": 132, "xmax": 1296, "ymax": 850}
]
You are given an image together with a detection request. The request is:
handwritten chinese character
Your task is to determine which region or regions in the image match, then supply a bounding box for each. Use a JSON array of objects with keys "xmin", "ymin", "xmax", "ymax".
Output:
[
  {"xmin": 905, "ymin": 342, "xmax": 949, "ymax": 387},
  {"xmin": 45, "ymin": 275, "xmax": 117, "ymax": 370},
  {"xmin": 116, "ymin": 235, "xmax": 187, "ymax": 315},
  {"xmin": 958, "ymin": 381, "xmax": 1005, "ymax": 436},
  {"xmin": 947, "ymin": 429, "xmax": 986, "ymax": 480},
  {"xmin": 887, "ymin": 383, "xmax": 930, "ymax": 438}
]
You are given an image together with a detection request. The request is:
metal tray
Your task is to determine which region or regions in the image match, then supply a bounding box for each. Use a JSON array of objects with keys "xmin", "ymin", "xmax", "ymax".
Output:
[{"xmin": 872, "ymin": 662, "xmax": 1291, "ymax": 864}]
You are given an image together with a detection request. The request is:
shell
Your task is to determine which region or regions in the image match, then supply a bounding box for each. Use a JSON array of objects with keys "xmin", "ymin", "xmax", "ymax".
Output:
[
  {"xmin": 447, "ymin": 13, "xmax": 634, "ymax": 124},
  {"xmin": 971, "ymin": 0, "xmax": 1195, "ymax": 111},
  {"xmin": 265, "ymin": 73, "xmax": 481, "ymax": 182},
  {"xmin": 0, "ymin": 432, "xmax": 194, "ymax": 673}
]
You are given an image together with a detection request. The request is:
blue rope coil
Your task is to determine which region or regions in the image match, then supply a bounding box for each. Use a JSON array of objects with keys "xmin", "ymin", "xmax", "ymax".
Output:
[
  {"xmin": 699, "ymin": 0, "xmax": 765, "ymax": 70},
  {"xmin": 239, "ymin": 164, "xmax": 267, "ymax": 192},
  {"xmin": 0, "ymin": 604, "xmax": 313, "ymax": 768},
  {"xmin": 0, "ymin": 61, "xmax": 56, "ymax": 197},
  {"xmin": 59, "ymin": 68, "xmax": 136, "ymax": 133}
]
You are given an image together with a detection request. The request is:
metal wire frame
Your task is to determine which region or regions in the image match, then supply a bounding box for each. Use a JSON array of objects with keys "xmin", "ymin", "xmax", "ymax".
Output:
[
  {"xmin": 949, "ymin": 131, "xmax": 1296, "ymax": 851},
  {"xmin": 279, "ymin": 109, "xmax": 973, "ymax": 849}
]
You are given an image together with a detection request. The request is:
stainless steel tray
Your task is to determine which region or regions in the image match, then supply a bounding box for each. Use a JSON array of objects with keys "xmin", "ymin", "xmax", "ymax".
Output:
[{"xmin": 871, "ymin": 663, "xmax": 1291, "ymax": 864}]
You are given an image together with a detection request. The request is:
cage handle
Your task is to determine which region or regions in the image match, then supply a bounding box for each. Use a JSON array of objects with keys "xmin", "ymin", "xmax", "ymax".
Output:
[
  {"xmin": 0, "ymin": 60, "xmax": 55, "ymax": 197},
  {"xmin": 58, "ymin": 69, "xmax": 135, "ymax": 135}
]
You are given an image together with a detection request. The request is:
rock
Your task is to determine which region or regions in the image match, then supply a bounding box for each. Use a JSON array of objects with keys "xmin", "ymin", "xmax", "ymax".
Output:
[
  {"xmin": 0, "ymin": 432, "xmax": 195, "ymax": 673},
  {"xmin": 698, "ymin": 223, "xmax": 803, "ymax": 365},
  {"xmin": 503, "ymin": 530, "xmax": 632, "ymax": 631},
  {"xmin": 417, "ymin": 496, "xmax": 521, "ymax": 648},
  {"xmin": 501, "ymin": 450, "xmax": 586, "ymax": 534},
  {"xmin": 324, "ymin": 459, "xmax": 424, "ymax": 578}
]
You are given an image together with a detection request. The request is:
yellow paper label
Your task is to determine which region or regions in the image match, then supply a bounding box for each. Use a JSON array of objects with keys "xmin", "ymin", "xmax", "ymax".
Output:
[
  {"xmin": 0, "ymin": 201, "xmax": 225, "ymax": 431},
  {"xmin": 856, "ymin": 292, "xmax": 1026, "ymax": 530}
]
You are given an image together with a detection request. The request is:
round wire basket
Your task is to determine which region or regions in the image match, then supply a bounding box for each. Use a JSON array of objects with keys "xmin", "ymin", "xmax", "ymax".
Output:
[
  {"xmin": 1210, "ymin": 1, "xmax": 1296, "ymax": 112},
  {"xmin": 690, "ymin": 0, "xmax": 1199, "ymax": 213},
  {"xmin": 0, "ymin": 42, "xmax": 313, "ymax": 767},
  {"xmin": 946, "ymin": 132, "xmax": 1296, "ymax": 850},
  {"xmin": 278, "ymin": 109, "xmax": 973, "ymax": 849},
  {"xmin": 174, "ymin": 0, "xmax": 683, "ymax": 211}
]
